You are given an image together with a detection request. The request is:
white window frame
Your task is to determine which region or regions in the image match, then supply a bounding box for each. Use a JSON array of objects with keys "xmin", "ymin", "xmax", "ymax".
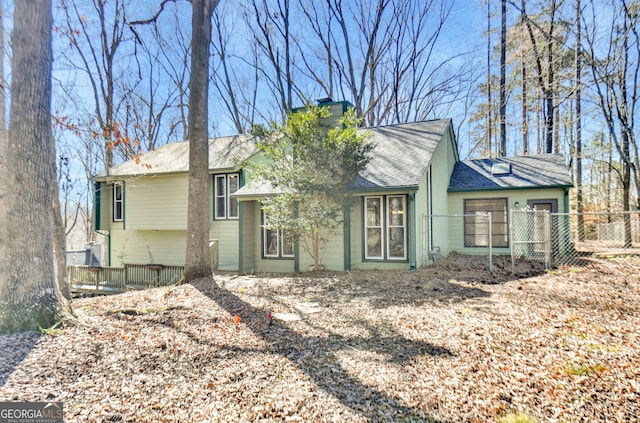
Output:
[
  {"xmin": 214, "ymin": 173, "xmax": 239, "ymax": 220},
  {"xmin": 364, "ymin": 195, "xmax": 408, "ymax": 261},
  {"xmin": 261, "ymin": 211, "xmax": 294, "ymax": 259},
  {"xmin": 386, "ymin": 195, "xmax": 407, "ymax": 260},
  {"xmin": 227, "ymin": 174, "xmax": 239, "ymax": 219},
  {"xmin": 364, "ymin": 196, "xmax": 384, "ymax": 259},
  {"xmin": 112, "ymin": 182, "xmax": 123, "ymax": 222}
]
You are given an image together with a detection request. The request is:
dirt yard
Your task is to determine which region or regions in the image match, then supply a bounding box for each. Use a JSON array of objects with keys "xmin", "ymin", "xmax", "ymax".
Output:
[{"xmin": 1, "ymin": 255, "xmax": 638, "ymax": 422}]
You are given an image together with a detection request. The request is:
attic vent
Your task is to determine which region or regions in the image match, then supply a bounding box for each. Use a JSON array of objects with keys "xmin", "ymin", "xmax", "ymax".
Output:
[{"xmin": 491, "ymin": 162, "xmax": 511, "ymax": 175}]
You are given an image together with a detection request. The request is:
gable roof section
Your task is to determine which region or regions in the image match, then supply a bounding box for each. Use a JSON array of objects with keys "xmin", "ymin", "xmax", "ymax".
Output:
[
  {"xmin": 94, "ymin": 134, "xmax": 260, "ymax": 180},
  {"xmin": 351, "ymin": 119, "xmax": 452, "ymax": 191},
  {"xmin": 94, "ymin": 120, "xmax": 453, "ymax": 189},
  {"xmin": 448, "ymin": 154, "xmax": 572, "ymax": 192}
]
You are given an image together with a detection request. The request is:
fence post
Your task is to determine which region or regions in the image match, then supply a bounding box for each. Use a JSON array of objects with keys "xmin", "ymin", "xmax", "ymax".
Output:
[
  {"xmin": 510, "ymin": 209, "xmax": 514, "ymax": 275},
  {"xmin": 544, "ymin": 210, "xmax": 551, "ymax": 269},
  {"xmin": 487, "ymin": 212, "xmax": 492, "ymax": 272}
]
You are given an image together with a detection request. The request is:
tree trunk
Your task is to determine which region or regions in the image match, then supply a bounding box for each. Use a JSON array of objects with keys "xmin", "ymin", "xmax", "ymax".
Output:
[
  {"xmin": 0, "ymin": 0, "xmax": 73, "ymax": 333},
  {"xmin": 545, "ymin": 0, "xmax": 556, "ymax": 154},
  {"xmin": 0, "ymin": 1, "xmax": 5, "ymax": 131},
  {"xmin": 499, "ymin": 0, "xmax": 507, "ymax": 157},
  {"xmin": 487, "ymin": 0, "xmax": 493, "ymax": 157},
  {"xmin": 521, "ymin": 48, "xmax": 528, "ymax": 155},
  {"xmin": 184, "ymin": 0, "xmax": 218, "ymax": 281},
  {"xmin": 575, "ymin": 0, "xmax": 584, "ymax": 241}
]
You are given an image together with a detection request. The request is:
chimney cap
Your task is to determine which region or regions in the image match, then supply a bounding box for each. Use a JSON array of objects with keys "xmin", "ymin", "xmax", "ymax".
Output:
[{"xmin": 316, "ymin": 97, "xmax": 333, "ymax": 104}]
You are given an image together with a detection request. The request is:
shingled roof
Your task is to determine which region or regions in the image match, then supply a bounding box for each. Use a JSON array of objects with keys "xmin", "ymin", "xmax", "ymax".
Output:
[
  {"xmin": 351, "ymin": 119, "xmax": 452, "ymax": 190},
  {"xmin": 448, "ymin": 154, "xmax": 572, "ymax": 192},
  {"xmin": 94, "ymin": 134, "xmax": 260, "ymax": 180},
  {"xmin": 94, "ymin": 119, "xmax": 454, "ymax": 191}
]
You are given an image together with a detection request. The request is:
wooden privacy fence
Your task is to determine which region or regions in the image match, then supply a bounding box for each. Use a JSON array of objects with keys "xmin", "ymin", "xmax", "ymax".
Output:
[{"xmin": 68, "ymin": 264, "xmax": 184, "ymax": 294}]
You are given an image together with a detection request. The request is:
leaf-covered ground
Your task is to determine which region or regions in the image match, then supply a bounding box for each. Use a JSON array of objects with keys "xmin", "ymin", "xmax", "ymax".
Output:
[{"xmin": 1, "ymin": 256, "xmax": 638, "ymax": 422}]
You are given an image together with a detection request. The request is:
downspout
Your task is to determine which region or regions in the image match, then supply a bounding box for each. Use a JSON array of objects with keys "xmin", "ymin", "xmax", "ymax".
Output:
[
  {"xmin": 107, "ymin": 232, "xmax": 111, "ymax": 266},
  {"xmin": 294, "ymin": 201, "xmax": 299, "ymax": 272},
  {"xmin": 237, "ymin": 202, "xmax": 243, "ymax": 273},
  {"xmin": 122, "ymin": 181, "xmax": 126, "ymax": 230},
  {"xmin": 564, "ymin": 187, "xmax": 570, "ymax": 213},
  {"xmin": 429, "ymin": 165, "xmax": 434, "ymax": 251},
  {"xmin": 343, "ymin": 204, "xmax": 351, "ymax": 270},
  {"xmin": 238, "ymin": 172, "xmax": 245, "ymax": 273}
]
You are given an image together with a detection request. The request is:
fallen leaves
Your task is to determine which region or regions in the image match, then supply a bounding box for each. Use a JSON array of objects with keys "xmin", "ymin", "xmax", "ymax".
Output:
[{"xmin": 0, "ymin": 256, "xmax": 638, "ymax": 422}]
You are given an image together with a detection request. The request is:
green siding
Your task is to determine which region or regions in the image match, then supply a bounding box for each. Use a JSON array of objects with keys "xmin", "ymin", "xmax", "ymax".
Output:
[
  {"xmin": 348, "ymin": 122, "xmax": 459, "ymax": 270},
  {"xmin": 109, "ymin": 229, "xmax": 187, "ymax": 267},
  {"xmin": 426, "ymin": 131, "xmax": 455, "ymax": 257},
  {"xmin": 240, "ymin": 201, "xmax": 257, "ymax": 273},
  {"xmin": 99, "ymin": 183, "xmax": 112, "ymax": 230},
  {"xmin": 126, "ymin": 175, "xmax": 188, "ymax": 230},
  {"xmin": 94, "ymin": 182, "xmax": 101, "ymax": 231},
  {"xmin": 297, "ymin": 229, "xmax": 344, "ymax": 271},
  {"xmin": 445, "ymin": 187, "xmax": 568, "ymax": 255},
  {"xmin": 209, "ymin": 220, "xmax": 240, "ymax": 271},
  {"xmin": 414, "ymin": 171, "xmax": 429, "ymax": 267}
]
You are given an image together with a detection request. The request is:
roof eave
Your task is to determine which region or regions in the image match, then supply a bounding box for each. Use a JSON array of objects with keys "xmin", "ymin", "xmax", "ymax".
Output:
[
  {"xmin": 93, "ymin": 166, "xmax": 244, "ymax": 182},
  {"xmin": 447, "ymin": 183, "xmax": 573, "ymax": 193},
  {"xmin": 93, "ymin": 170, "xmax": 188, "ymax": 182},
  {"xmin": 349, "ymin": 185, "xmax": 419, "ymax": 194}
]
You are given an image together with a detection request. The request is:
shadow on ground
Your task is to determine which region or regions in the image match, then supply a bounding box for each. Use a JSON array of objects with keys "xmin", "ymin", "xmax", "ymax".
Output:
[
  {"xmin": 0, "ymin": 332, "xmax": 41, "ymax": 388},
  {"xmin": 193, "ymin": 280, "xmax": 454, "ymax": 422}
]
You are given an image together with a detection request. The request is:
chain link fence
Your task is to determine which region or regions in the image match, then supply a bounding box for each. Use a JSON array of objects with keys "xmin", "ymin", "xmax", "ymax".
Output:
[
  {"xmin": 425, "ymin": 210, "xmax": 640, "ymax": 273},
  {"xmin": 511, "ymin": 210, "xmax": 640, "ymax": 269}
]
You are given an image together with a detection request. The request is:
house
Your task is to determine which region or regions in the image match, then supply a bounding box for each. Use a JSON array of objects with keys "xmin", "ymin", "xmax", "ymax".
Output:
[{"xmin": 93, "ymin": 101, "xmax": 572, "ymax": 272}]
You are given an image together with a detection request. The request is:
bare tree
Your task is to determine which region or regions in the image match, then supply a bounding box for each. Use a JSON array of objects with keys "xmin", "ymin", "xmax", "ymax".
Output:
[
  {"xmin": 0, "ymin": 2, "xmax": 5, "ymax": 130},
  {"xmin": 487, "ymin": 0, "xmax": 493, "ymax": 157},
  {"xmin": 122, "ymin": 42, "xmax": 180, "ymax": 151},
  {"xmin": 246, "ymin": 0, "xmax": 296, "ymax": 121},
  {"xmin": 514, "ymin": 0, "xmax": 561, "ymax": 154},
  {"xmin": 296, "ymin": 0, "xmax": 469, "ymax": 128},
  {"xmin": 519, "ymin": 0, "xmax": 529, "ymax": 156},
  {"xmin": 498, "ymin": 0, "xmax": 507, "ymax": 157},
  {"xmin": 129, "ymin": 2, "xmax": 192, "ymax": 142},
  {"xmin": 0, "ymin": 0, "xmax": 73, "ymax": 332},
  {"xmin": 575, "ymin": 0, "xmax": 584, "ymax": 240},
  {"xmin": 58, "ymin": 0, "xmax": 136, "ymax": 169},
  {"xmin": 584, "ymin": 0, "xmax": 639, "ymax": 246},
  {"xmin": 210, "ymin": 4, "xmax": 258, "ymax": 134}
]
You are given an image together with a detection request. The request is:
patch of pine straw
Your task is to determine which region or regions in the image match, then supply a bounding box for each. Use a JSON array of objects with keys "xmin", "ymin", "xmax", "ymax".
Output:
[{"xmin": 1, "ymin": 256, "xmax": 639, "ymax": 422}]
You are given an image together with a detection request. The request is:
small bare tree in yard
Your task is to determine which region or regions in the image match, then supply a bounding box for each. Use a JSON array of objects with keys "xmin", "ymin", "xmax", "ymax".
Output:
[
  {"xmin": 248, "ymin": 105, "xmax": 373, "ymax": 270},
  {"xmin": 0, "ymin": 0, "xmax": 73, "ymax": 333}
]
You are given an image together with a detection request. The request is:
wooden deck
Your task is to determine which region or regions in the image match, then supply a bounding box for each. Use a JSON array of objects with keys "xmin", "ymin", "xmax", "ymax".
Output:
[{"xmin": 69, "ymin": 264, "xmax": 184, "ymax": 294}]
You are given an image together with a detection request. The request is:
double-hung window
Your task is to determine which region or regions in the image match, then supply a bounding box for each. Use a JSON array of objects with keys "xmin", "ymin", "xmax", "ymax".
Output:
[
  {"xmin": 364, "ymin": 195, "xmax": 407, "ymax": 260},
  {"xmin": 112, "ymin": 182, "xmax": 123, "ymax": 222},
  {"xmin": 261, "ymin": 211, "xmax": 294, "ymax": 259},
  {"xmin": 464, "ymin": 198, "xmax": 508, "ymax": 247},
  {"xmin": 214, "ymin": 174, "xmax": 239, "ymax": 219}
]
